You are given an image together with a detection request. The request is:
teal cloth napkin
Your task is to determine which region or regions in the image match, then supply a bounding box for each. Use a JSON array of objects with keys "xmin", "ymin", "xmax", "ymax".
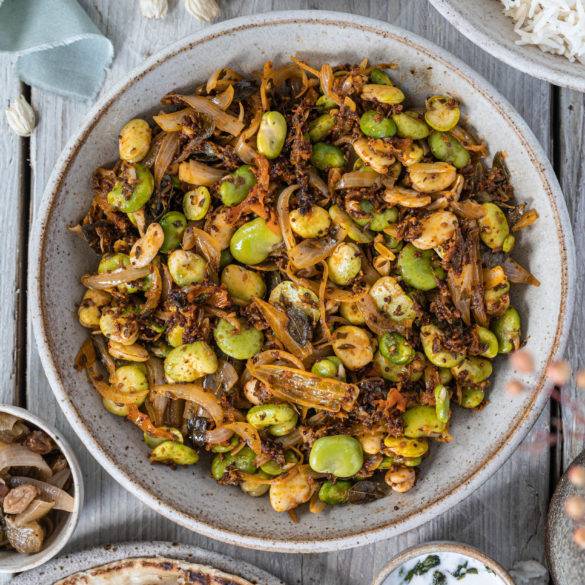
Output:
[{"xmin": 0, "ymin": 0, "xmax": 113, "ymax": 101}]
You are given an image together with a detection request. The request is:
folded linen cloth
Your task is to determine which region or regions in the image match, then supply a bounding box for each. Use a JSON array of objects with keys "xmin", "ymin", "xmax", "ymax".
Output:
[{"xmin": 0, "ymin": 0, "xmax": 113, "ymax": 101}]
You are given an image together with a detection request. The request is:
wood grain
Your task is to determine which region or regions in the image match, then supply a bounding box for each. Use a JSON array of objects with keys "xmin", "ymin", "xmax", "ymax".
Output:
[
  {"xmin": 2, "ymin": 0, "xmax": 571, "ymax": 583},
  {"xmin": 0, "ymin": 55, "xmax": 26, "ymax": 406},
  {"xmin": 559, "ymin": 87, "xmax": 585, "ymax": 470}
]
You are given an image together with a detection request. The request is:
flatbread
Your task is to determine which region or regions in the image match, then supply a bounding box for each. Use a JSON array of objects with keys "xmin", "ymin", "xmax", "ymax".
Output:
[{"xmin": 54, "ymin": 556, "xmax": 255, "ymax": 585}]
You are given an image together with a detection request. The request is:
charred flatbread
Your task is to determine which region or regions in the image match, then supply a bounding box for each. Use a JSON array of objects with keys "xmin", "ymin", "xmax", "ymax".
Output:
[{"xmin": 54, "ymin": 556, "xmax": 255, "ymax": 585}]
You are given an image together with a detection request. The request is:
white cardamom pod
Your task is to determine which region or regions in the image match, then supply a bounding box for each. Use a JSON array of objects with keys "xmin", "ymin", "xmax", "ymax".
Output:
[
  {"xmin": 139, "ymin": 0, "xmax": 168, "ymax": 19},
  {"xmin": 184, "ymin": 0, "xmax": 220, "ymax": 22},
  {"xmin": 5, "ymin": 95, "xmax": 36, "ymax": 138}
]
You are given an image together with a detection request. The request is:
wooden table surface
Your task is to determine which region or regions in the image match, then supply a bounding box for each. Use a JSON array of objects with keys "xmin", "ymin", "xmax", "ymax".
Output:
[{"xmin": 1, "ymin": 1, "xmax": 584, "ymax": 583}]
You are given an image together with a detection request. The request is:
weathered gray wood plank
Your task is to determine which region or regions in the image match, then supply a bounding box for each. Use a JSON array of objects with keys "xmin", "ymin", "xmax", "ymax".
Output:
[
  {"xmin": 559, "ymin": 88, "xmax": 585, "ymax": 470},
  {"xmin": 0, "ymin": 55, "xmax": 26, "ymax": 406},
  {"xmin": 23, "ymin": 1, "xmax": 556, "ymax": 583}
]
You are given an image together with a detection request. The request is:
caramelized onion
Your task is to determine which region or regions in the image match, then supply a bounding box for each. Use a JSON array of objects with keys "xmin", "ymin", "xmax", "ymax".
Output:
[
  {"xmin": 247, "ymin": 362, "xmax": 358, "ymax": 413},
  {"xmin": 277, "ymin": 185, "xmax": 299, "ymax": 251},
  {"xmin": 126, "ymin": 405, "xmax": 177, "ymax": 440},
  {"xmin": 210, "ymin": 84, "xmax": 235, "ymax": 110},
  {"xmin": 153, "ymin": 107, "xmax": 193, "ymax": 132},
  {"xmin": 253, "ymin": 298, "xmax": 313, "ymax": 361},
  {"xmin": 336, "ymin": 169, "xmax": 381, "ymax": 190},
  {"xmin": 154, "ymin": 131, "xmax": 180, "ymax": 187},
  {"xmin": 182, "ymin": 225, "xmax": 221, "ymax": 272},
  {"xmin": 288, "ymin": 228, "xmax": 346, "ymax": 269},
  {"xmin": 152, "ymin": 383, "xmax": 224, "ymax": 426},
  {"xmin": 220, "ymin": 422, "xmax": 262, "ymax": 456},
  {"xmin": 81, "ymin": 266, "xmax": 150, "ymax": 290},
  {"xmin": 503, "ymin": 257, "xmax": 541, "ymax": 286},
  {"xmin": 178, "ymin": 160, "xmax": 226, "ymax": 186},
  {"xmin": 171, "ymin": 95, "xmax": 244, "ymax": 135}
]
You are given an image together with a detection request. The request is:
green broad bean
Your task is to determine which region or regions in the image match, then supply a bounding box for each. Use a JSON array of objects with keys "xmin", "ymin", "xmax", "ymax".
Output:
[
  {"xmin": 166, "ymin": 324, "xmax": 185, "ymax": 348},
  {"xmin": 257, "ymin": 111, "xmax": 287, "ymax": 159},
  {"xmin": 247, "ymin": 403, "xmax": 298, "ymax": 432},
  {"xmin": 327, "ymin": 242, "xmax": 362, "ymax": 286},
  {"xmin": 434, "ymin": 384, "xmax": 450, "ymax": 424},
  {"xmin": 261, "ymin": 451, "xmax": 298, "ymax": 476},
  {"xmin": 309, "ymin": 435, "xmax": 364, "ymax": 478},
  {"xmin": 119, "ymin": 118, "xmax": 152, "ymax": 163},
  {"xmin": 476, "ymin": 326, "xmax": 499, "ymax": 359},
  {"xmin": 329, "ymin": 205, "xmax": 374, "ymax": 243},
  {"xmin": 241, "ymin": 472, "xmax": 271, "ymax": 497},
  {"xmin": 99, "ymin": 309, "xmax": 139, "ymax": 346},
  {"xmin": 359, "ymin": 110, "xmax": 397, "ymax": 139},
  {"xmin": 219, "ymin": 165, "xmax": 257, "ymax": 207},
  {"xmin": 428, "ymin": 131, "xmax": 470, "ymax": 169},
  {"xmin": 269, "ymin": 419, "xmax": 297, "ymax": 437},
  {"xmin": 502, "ymin": 234, "xmax": 516, "ymax": 253},
  {"xmin": 316, "ymin": 95, "xmax": 337, "ymax": 110},
  {"xmin": 378, "ymin": 332, "xmax": 415, "ymax": 365},
  {"xmin": 452, "ymin": 357, "xmax": 493, "ymax": 383},
  {"xmin": 221, "ymin": 264, "xmax": 266, "ymax": 305},
  {"xmin": 391, "ymin": 112, "xmax": 430, "ymax": 140},
  {"xmin": 370, "ymin": 68, "xmax": 393, "ymax": 85},
  {"xmin": 144, "ymin": 427, "xmax": 183, "ymax": 449},
  {"xmin": 403, "ymin": 405, "xmax": 447, "ymax": 438},
  {"xmin": 211, "ymin": 453, "xmax": 229, "ymax": 480},
  {"xmin": 397, "ymin": 243, "xmax": 444, "ymax": 291},
  {"xmin": 379, "ymin": 456, "xmax": 395, "ymax": 470},
  {"xmin": 98, "ymin": 253, "xmax": 140, "ymax": 294},
  {"xmin": 362, "ymin": 84, "xmax": 405, "ymax": 105},
  {"xmin": 268, "ymin": 280, "xmax": 320, "ymax": 321},
  {"xmin": 102, "ymin": 399, "xmax": 129, "ymax": 417},
  {"xmin": 219, "ymin": 248, "xmax": 233, "ymax": 269},
  {"xmin": 183, "ymin": 186, "xmax": 211, "ymax": 221},
  {"xmin": 78, "ymin": 289, "xmax": 111, "ymax": 329},
  {"xmin": 289, "ymin": 205, "xmax": 331, "ymax": 239},
  {"xmin": 308, "ymin": 113, "xmax": 336, "ymax": 142},
  {"xmin": 319, "ymin": 480, "xmax": 352, "ymax": 505},
  {"xmin": 339, "ymin": 302, "xmax": 366, "ymax": 325},
  {"xmin": 107, "ymin": 164, "xmax": 154, "ymax": 213},
  {"xmin": 113, "ymin": 364, "xmax": 148, "ymax": 400},
  {"xmin": 384, "ymin": 436, "xmax": 429, "ymax": 458},
  {"xmin": 213, "ymin": 318, "xmax": 264, "ymax": 360},
  {"xmin": 230, "ymin": 217, "xmax": 283, "ymax": 265},
  {"xmin": 460, "ymin": 388, "xmax": 485, "ymax": 408},
  {"xmin": 311, "ymin": 357, "xmax": 344, "ymax": 379},
  {"xmin": 311, "ymin": 143, "xmax": 346, "ymax": 171},
  {"xmin": 167, "ymin": 250, "xmax": 207, "ymax": 286},
  {"xmin": 401, "ymin": 456, "xmax": 423, "ymax": 467},
  {"xmin": 164, "ymin": 341, "xmax": 218, "ymax": 382},
  {"xmin": 384, "ymin": 234, "xmax": 403, "ymax": 251},
  {"xmin": 211, "ymin": 436, "xmax": 240, "ymax": 453},
  {"xmin": 332, "ymin": 326, "xmax": 374, "ymax": 370},
  {"xmin": 478, "ymin": 202, "xmax": 510, "ymax": 250},
  {"xmin": 420, "ymin": 324, "xmax": 465, "ymax": 368},
  {"xmin": 369, "ymin": 276, "xmax": 417, "ymax": 324},
  {"xmin": 370, "ymin": 208, "xmax": 398, "ymax": 232},
  {"xmin": 374, "ymin": 351, "xmax": 409, "ymax": 382},
  {"xmin": 159, "ymin": 211, "xmax": 187, "ymax": 253},
  {"xmin": 493, "ymin": 307, "xmax": 521, "ymax": 354},
  {"xmin": 424, "ymin": 95, "xmax": 460, "ymax": 132},
  {"xmin": 211, "ymin": 446, "xmax": 258, "ymax": 480},
  {"xmin": 439, "ymin": 367, "xmax": 453, "ymax": 385},
  {"xmin": 150, "ymin": 441, "xmax": 199, "ymax": 465}
]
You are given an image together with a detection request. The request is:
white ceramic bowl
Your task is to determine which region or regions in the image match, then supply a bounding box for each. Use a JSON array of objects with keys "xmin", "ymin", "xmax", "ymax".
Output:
[
  {"xmin": 429, "ymin": 0, "xmax": 585, "ymax": 92},
  {"xmin": 30, "ymin": 11, "xmax": 575, "ymax": 552},
  {"xmin": 0, "ymin": 405, "xmax": 83, "ymax": 573},
  {"xmin": 373, "ymin": 541, "xmax": 514, "ymax": 585}
]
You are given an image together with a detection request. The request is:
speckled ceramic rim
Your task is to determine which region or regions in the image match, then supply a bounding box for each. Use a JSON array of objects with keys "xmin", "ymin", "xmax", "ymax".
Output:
[
  {"xmin": 428, "ymin": 0, "xmax": 585, "ymax": 92},
  {"xmin": 372, "ymin": 541, "xmax": 515, "ymax": 585},
  {"xmin": 0, "ymin": 405, "xmax": 84, "ymax": 573},
  {"xmin": 30, "ymin": 10, "xmax": 575, "ymax": 552},
  {"xmin": 9, "ymin": 540, "xmax": 286, "ymax": 585}
]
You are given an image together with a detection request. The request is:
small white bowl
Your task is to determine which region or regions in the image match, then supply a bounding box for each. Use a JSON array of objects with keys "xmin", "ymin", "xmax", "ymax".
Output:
[
  {"xmin": 373, "ymin": 541, "xmax": 514, "ymax": 585},
  {"xmin": 0, "ymin": 405, "xmax": 83, "ymax": 574}
]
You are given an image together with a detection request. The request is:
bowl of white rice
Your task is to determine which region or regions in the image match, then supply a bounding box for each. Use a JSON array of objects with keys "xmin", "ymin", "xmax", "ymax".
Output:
[{"xmin": 428, "ymin": 0, "xmax": 585, "ymax": 91}]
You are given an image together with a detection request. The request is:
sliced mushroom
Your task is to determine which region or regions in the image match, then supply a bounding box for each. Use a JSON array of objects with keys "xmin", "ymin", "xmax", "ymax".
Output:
[
  {"xmin": 5, "ymin": 517, "xmax": 45, "ymax": 554},
  {"xmin": 3, "ymin": 484, "xmax": 39, "ymax": 515}
]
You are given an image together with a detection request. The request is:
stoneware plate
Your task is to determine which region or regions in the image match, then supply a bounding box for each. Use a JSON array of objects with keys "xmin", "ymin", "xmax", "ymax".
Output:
[
  {"xmin": 373, "ymin": 541, "xmax": 514, "ymax": 585},
  {"xmin": 0, "ymin": 405, "xmax": 84, "ymax": 574},
  {"xmin": 428, "ymin": 0, "xmax": 585, "ymax": 92},
  {"xmin": 546, "ymin": 450, "xmax": 585, "ymax": 584},
  {"xmin": 10, "ymin": 541, "xmax": 285, "ymax": 584},
  {"xmin": 30, "ymin": 10, "xmax": 575, "ymax": 552}
]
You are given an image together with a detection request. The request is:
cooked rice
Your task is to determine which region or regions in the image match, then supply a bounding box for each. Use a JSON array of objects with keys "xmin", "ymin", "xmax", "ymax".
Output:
[{"xmin": 500, "ymin": 0, "xmax": 585, "ymax": 63}]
